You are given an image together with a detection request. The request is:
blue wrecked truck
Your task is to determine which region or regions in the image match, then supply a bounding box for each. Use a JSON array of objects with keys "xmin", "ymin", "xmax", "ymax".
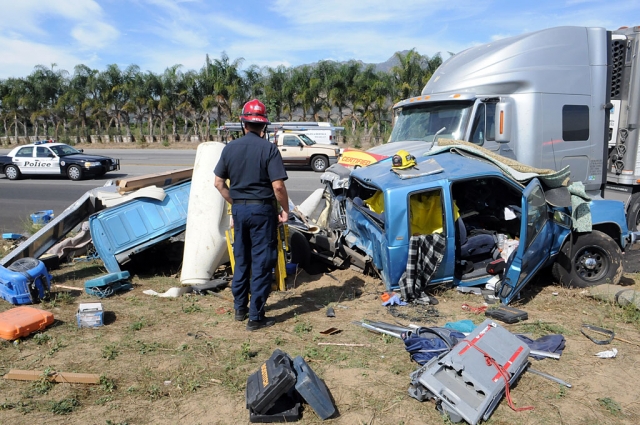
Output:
[{"xmin": 290, "ymin": 145, "xmax": 640, "ymax": 305}]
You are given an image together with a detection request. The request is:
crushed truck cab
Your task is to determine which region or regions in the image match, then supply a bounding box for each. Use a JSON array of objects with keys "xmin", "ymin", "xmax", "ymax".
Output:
[{"xmin": 295, "ymin": 147, "xmax": 637, "ymax": 305}]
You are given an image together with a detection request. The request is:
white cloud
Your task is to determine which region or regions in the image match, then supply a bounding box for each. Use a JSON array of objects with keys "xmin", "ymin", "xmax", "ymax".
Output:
[
  {"xmin": 0, "ymin": 36, "xmax": 93, "ymax": 78},
  {"xmin": 71, "ymin": 22, "xmax": 120, "ymax": 49},
  {"xmin": 269, "ymin": 0, "xmax": 470, "ymax": 24}
]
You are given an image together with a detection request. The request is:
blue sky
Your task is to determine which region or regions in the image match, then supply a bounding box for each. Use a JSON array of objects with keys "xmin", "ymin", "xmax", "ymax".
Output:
[{"xmin": 0, "ymin": 0, "xmax": 638, "ymax": 78}]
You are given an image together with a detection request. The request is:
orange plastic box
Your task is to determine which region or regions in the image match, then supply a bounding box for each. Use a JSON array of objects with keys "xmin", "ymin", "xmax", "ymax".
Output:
[{"xmin": 0, "ymin": 306, "xmax": 54, "ymax": 341}]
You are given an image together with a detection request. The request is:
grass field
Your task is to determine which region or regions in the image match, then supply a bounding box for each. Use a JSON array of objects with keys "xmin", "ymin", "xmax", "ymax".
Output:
[{"xmin": 1, "ymin": 238, "xmax": 640, "ymax": 424}]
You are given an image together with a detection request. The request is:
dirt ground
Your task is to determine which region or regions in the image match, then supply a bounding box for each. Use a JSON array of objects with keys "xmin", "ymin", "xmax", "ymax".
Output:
[{"xmin": 1, "ymin": 247, "xmax": 640, "ymax": 425}]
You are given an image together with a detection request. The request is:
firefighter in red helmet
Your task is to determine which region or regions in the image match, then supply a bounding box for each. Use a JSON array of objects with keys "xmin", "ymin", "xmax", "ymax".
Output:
[{"xmin": 214, "ymin": 99, "xmax": 289, "ymax": 331}]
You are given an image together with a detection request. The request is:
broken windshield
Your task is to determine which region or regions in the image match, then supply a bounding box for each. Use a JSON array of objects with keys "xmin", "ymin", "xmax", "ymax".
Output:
[{"xmin": 388, "ymin": 101, "xmax": 474, "ymax": 143}]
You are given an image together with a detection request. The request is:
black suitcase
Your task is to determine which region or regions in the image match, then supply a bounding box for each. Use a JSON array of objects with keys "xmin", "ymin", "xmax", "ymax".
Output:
[{"xmin": 246, "ymin": 349, "xmax": 297, "ymax": 415}]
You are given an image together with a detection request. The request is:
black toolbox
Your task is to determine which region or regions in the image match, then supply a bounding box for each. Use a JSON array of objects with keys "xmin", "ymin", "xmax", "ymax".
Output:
[
  {"xmin": 485, "ymin": 305, "xmax": 528, "ymax": 324},
  {"xmin": 246, "ymin": 349, "xmax": 297, "ymax": 416},
  {"xmin": 249, "ymin": 394, "xmax": 300, "ymax": 423}
]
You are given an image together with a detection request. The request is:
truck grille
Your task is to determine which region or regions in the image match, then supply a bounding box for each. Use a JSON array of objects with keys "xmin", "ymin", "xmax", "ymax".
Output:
[{"xmin": 610, "ymin": 39, "xmax": 626, "ymax": 100}]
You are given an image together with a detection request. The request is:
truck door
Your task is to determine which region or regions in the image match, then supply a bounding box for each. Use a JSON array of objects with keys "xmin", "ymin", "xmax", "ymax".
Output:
[
  {"xmin": 498, "ymin": 179, "xmax": 554, "ymax": 304},
  {"xmin": 280, "ymin": 135, "xmax": 306, "ymax": 165},
  {"xmin": 468, "ymin": 101, "xmax": 498, "ymax": 151}
]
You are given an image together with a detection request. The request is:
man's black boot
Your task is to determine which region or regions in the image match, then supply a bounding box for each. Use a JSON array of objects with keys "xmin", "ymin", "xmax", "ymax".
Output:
[
  {"xmin": 235, "ymin": 309, "xmax": 248, "ymax": 321},
  {"xmin": 246, "ymin": 317, "xmax": 276, "ymax": 331}
]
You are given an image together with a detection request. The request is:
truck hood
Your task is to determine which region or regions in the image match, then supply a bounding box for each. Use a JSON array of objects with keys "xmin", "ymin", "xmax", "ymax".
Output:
[{"xmin": 367, "ymin": 141, "xmax": 435, "ymax": 157}]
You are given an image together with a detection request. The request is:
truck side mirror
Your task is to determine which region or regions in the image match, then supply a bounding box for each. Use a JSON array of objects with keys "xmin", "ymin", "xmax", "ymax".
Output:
[
  {"xmin": 552, "ymin": 210, "xmax": 572, "ymax": 228},
  {"xmin": 495, "ymin": 101, "xmax": 511, "ymax": 143}
]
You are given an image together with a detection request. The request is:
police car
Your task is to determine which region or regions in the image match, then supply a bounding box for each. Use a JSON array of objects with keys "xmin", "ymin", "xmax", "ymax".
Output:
[{"xmin": 0, "ymin": 140, "xmax": 120, "ymax": 181}]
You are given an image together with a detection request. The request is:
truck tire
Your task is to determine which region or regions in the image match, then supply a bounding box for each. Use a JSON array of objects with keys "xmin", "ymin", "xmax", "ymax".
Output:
[
  {"xmin": 67, "ymin": 165, "xmax": 83, "ymax": 181},
  {"xmin": 289, "ymin": 231, "xmax": 311, "ymax": 270},
  {"xmin": 551, "ymin": 230, "xmax": 623, "ymax": 288},
  {"xmin": 4, "ymin": 164, "xmax": 21, "ymax": 180},
  {"xmin": 311, "ymin": 155, "xmax": 329, "ymax": 172},
  {"xmin": 626, "ymin": 192, "xmax": 640, "ymax": 232}
]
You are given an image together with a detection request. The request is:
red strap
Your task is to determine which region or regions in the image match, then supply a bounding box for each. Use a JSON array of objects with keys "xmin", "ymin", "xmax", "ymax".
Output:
[
  {"xmin": 459, "ymin": 340, "xmax": 534, "ymax": 413},
  {"xmin": 461, "ymin": 303, "xmax": 487, "ymax": 314}
]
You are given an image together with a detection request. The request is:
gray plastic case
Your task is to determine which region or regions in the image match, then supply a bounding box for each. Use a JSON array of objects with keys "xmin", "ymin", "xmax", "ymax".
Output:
[{"xmin": 418, "ymin": 319, "xmax": 530, "ymax": 425}]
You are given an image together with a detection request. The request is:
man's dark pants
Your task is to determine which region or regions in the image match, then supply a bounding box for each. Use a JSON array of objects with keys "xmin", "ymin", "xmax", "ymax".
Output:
[{"xmin": 231, "ymin": 203, "xmax": 278, "ymax": 321}]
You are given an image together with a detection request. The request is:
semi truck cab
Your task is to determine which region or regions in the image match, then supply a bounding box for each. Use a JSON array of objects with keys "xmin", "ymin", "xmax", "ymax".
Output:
[{"xmin": 384, "ymin": 25, "xmax": 640, "ymax": 231}]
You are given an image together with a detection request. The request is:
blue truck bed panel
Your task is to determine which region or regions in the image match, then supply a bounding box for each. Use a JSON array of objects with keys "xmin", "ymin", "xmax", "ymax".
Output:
[{"xmin": 89, "ymin": 181, "xmax": 191, "ymax": 273}]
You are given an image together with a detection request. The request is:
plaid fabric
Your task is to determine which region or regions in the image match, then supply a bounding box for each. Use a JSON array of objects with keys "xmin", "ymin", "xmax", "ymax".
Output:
[{"xmin": 398, "ymin": 233, "xmax": 446, "ymax": 301}]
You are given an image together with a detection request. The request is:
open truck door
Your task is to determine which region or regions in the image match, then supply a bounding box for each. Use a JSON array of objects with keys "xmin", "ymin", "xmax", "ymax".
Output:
[{"xmin": 498, "ymin": 179, "xmax": 554, "ymax": 304}]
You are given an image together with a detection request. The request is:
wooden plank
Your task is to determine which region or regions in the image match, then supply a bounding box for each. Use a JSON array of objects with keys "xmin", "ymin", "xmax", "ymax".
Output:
[
  {"xmin": 53, "ymin": 284, "xmax": 84, "ymax": 291},
  {"xmin": 116, "ymin": 168, "xmax": 193, "ymax": 194},
  {"xmin": 4, "ymin": 369, "xmax": 100, "ymax": 384}
]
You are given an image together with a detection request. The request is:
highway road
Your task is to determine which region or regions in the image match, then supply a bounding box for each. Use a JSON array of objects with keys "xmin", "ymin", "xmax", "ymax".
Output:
[{"xmin": 0, "ymin": 148, "xmax": 324, "ymax": 234}]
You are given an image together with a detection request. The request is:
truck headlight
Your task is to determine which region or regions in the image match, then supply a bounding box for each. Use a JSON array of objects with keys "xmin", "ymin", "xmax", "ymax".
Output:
[
  {"xmin": 334, "ymin": 149, "xmax": 340, "ymax": 156},
  {"xmin": 84, "ymin": 161, "xmax": 100, "ymax": 168}
]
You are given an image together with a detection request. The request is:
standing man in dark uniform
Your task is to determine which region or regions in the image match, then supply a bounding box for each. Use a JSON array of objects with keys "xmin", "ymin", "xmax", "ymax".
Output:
[{"xmin": 214, "ymin": 99, "xmax": 289, "ymax": 331}]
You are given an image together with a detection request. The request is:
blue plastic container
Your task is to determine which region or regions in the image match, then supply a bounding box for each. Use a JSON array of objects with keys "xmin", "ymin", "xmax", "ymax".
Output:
[
  {"xmin": 293, "ymin": 356, "xmax": 336, "ymax": 420},
  {"xmin": 0, "ymin": 258, "xmax": 52, "ymax": 305},
  {"xmin": 286, "ymin": 263, "xmax": 298, "ymax": 276},
  {"xmin": 30, "ymin": 210, "xmax": 54, "ymax": 225}
]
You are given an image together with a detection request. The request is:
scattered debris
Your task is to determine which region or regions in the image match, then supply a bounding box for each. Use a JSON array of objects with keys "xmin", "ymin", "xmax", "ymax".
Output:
[
  {"xmin": 581, "ymin": 324, "xmax": 615, "ymax": 345},
  {"xmin": 317, "ymin": 342, "xmax": 368, "ymax": 347},
  {"xmin": 410, "ymin": 320, "xmax": 532, "ymax": 424},
  {"xmin": 3, "ymin": 369, "xmax": 100, "ymax": 384},
  {"xmin": 115, "ymin": 168, "xmax": 193, "ymax": 194},
  {"xmin": 76, "ymin": 303, "xmax": 104, "ymax": 328},
  {"xmin": 143, "ymin": 286, "xmax": 192, "ymax": 298},
  {"xmin": 485, "ymin": 305, "xmax": 528, "ymax": 324},
  {"xmin": 325, "ymin": 306, "xmax": 335, "ymax": 317},
  {"xmin": 85, "ymin": 271, "xmax": 133, "ymax": 298},
  {"xmin": 595, "ymin": 348, "xmax": 618, "ymax": 359},
  {"xmin": 30, "ymin": 210, "xmax": 54, "ymax": 225},
  {"xmin": 461, "ymin": 303, "xmax": 487, "ymax": 314},
  {"xmin": 527, "ymin": 367, "xmax": 572, "ymax": 388},
  {"xmin": 0, "ymin": 257, "xmax": 51, "ymax": 305},
  {"xmin": 319, "ymin": 327, "xmax": 341, "ymax": 335},
  {"xmin": 0, "ymin": 306, "xmax": 54, "ymax": 340}
]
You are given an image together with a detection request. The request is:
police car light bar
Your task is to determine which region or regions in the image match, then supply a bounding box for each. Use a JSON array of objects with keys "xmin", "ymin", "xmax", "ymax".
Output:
[{"xmin": 34, "ymin": 140, "xmax": 55, "ymax": 145}]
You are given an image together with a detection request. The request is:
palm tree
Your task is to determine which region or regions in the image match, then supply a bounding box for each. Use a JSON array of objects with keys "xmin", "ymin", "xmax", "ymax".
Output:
[
  {"xmin": 391, "ymin": 49, "xmax": 425, "ymax": 100},
  {"xmin": 263, "ymin": 65, "xmax": 288, "ymax": 121},
  {"xmin": 160, "ymin": 65, "xmax": 184, "ymax": 137},
  {"xmin": 65, "ymin": 64, "xmax": 97, "ymax": 140},
  {"xmin": 282, "ymin": 68, "xmax": 299, "ymax": 121},
  {"xmin": 329, "ymin": 61, "xmax": 360, "ymax": 124}
]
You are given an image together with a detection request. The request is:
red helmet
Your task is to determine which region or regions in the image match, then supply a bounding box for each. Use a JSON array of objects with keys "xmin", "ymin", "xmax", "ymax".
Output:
[{"xmin": 240, "ymin": 99, "xmax": 270, "ymax": 124}]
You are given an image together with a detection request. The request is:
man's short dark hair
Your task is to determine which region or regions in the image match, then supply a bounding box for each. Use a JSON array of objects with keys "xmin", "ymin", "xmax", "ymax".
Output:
[{"xmin": 245, "ymin": 122, "xmax": 267, "ymax": 132}]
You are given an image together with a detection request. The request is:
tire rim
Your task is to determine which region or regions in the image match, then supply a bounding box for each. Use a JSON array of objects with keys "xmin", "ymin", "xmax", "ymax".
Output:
[
  {"xmin": 6, "ymin": 167, "xmax": 17, "ymax": 179},
  {"xmin": 313, "ymin": 158, "xmax": 326, "ymax": 170},
  {"xmin": 69, "ymin": 167, "xmax": 80, "ymax": 179},
  {"xmin": 573, "ymin": 246, "xmax": 609, "ymax": 282}
]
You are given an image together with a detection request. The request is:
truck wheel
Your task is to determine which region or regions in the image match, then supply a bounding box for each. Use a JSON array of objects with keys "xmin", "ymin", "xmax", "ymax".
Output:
[
  {"xmin": 551, "ymin": 230, "xmax": 623, "ymax": 288},
  {"xmin": 311, "ymin": 155, "xmax": 329, "ymax": 172},
  {"xmin": 67, "ymin": 165, "xmax": 83, "ymax": 181},
  {"xmin": 626, "ymin": 192, "xmax": 640, "ymax": 232},
  {"xmin": 4, "ymin": 165, "xmax": 21, "ymax": 180},
  {"xmin": 289, "ymin": 231, "xmax": 311, "ymax": 270}
]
